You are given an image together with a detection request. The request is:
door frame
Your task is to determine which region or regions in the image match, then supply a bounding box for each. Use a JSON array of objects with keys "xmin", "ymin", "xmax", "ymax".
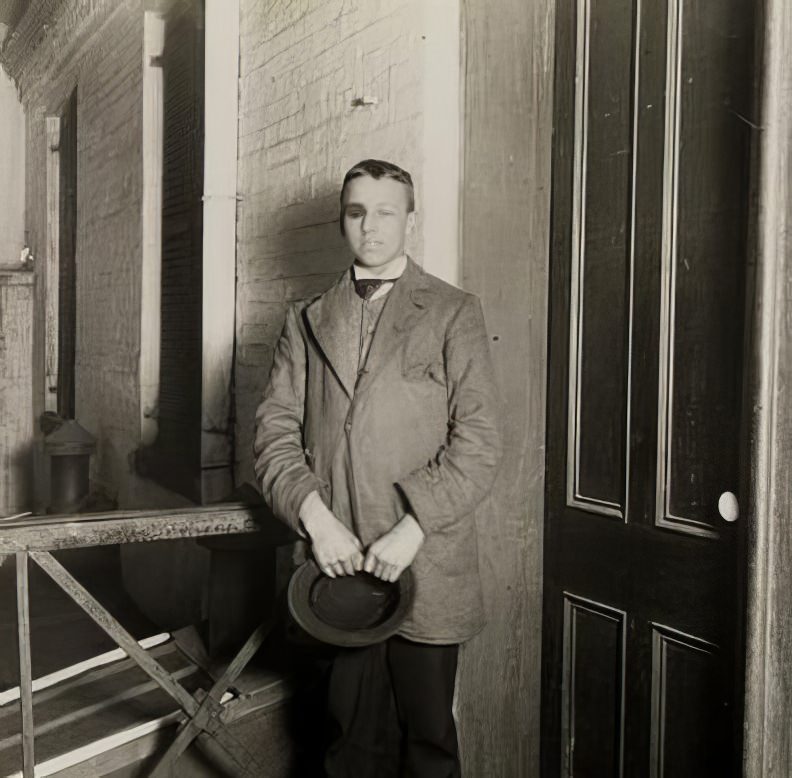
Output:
[{"xmin": 742, "ymin": 1, "xmax": 792, "ymax": 776}]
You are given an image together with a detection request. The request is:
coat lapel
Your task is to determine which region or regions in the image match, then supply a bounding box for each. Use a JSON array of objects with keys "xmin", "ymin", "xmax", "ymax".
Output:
[
  {"xmin": 355, "ymin": 257, "xmax": 433, "ymax": 395},
  {"xmin": 304, "ymin": 271, "xmax": 359, "ymax": 399}
]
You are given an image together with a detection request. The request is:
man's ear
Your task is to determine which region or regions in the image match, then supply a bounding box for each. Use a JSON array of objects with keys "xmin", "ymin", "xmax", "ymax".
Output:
[{"xmin": 406, "ymin": 211, "xmax": 416, "ymax": 234}]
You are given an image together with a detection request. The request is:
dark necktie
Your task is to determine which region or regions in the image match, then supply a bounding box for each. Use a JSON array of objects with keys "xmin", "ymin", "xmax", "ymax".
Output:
[{"xmin": 353, "ymin": 277, "xmax": 399, "ymax": 300}]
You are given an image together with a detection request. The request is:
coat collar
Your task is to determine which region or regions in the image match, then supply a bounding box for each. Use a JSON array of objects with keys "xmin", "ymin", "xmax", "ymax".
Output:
[{"xmin": 304, "ymin": 257, "xmax": 433, "ymax": 399}]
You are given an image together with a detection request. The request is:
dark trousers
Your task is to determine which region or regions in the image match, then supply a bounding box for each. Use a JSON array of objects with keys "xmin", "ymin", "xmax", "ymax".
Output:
[{"xmin": 324, "ymin": 636, "xmax": 461, "ymax": 778}]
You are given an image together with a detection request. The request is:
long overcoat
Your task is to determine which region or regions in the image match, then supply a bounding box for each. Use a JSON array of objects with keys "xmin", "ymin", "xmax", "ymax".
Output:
[{"xmin": 253, "ymin": 258, "xmax": 502, "ymax": 643}]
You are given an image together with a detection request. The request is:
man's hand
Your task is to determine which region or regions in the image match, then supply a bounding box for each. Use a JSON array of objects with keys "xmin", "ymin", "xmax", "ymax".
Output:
[
  {"xmin": 364, "ymin": 514, "xmax": 425, "ymax": 582},
  {"xmin": 299, "ymin": 491, "xmax": 364, "ymax": 577}
]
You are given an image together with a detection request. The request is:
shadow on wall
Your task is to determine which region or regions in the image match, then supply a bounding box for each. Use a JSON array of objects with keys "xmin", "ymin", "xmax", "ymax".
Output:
[{"xmin": 3, "ymin": 439, "xmax": 34, "ymax": 516}]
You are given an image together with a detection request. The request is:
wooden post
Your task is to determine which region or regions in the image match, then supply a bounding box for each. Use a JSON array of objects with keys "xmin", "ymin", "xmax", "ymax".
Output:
[
  {"xmin": 420, "ymin": 0, "xmax": 461, "ymax": 286},
  {"xmin": 44, "ymin": 118, "xmax": 60, "ymax": 414},
  {"xmin": 140, "ymin": 10, "xmax": 165, "ymax": 447},
  {"xmin": 201, "ymin": 0, "xmax": 240, "ymax": 502},
  {"xmin": 15, "ymin": 552, "xmax": 35, "ymax": 778},
  {"xmin": 743, "ymin": 2, "xmax": 792, "ymax": 776},
  {"xmin": 457, "ymin": 0, "xmax": 554, "ymax": 774}
]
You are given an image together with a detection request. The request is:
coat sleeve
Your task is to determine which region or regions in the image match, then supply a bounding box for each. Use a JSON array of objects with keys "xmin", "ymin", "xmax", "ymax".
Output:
[
  {"xmin": 396, "ymin": 294, "xmax": 502, "ymax": 533},
  {"xmin": 253, "ymin": 303, "xmax": 322, "ymax": 532}
]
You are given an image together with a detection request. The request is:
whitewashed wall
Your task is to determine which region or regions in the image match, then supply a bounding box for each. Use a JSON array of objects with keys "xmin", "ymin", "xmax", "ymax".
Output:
[{"xmin": 0, "ymin": 66, "xmax": 25, "ymax": 269}]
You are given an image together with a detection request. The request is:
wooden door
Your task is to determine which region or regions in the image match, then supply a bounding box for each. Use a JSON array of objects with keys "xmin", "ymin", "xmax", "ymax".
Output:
[{"xmin": 541, "ymin": 0, "xmax": 755, "ymax": 775}]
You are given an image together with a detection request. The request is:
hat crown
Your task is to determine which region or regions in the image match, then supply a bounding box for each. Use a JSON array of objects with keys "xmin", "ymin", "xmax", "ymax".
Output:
[
  {"xmin": 288, "ymin": 561, "xmax": 415, "ymax": 647},
  {"xmin": 310, "ymin": 573, "xmax": 401, "ymax": 631}
]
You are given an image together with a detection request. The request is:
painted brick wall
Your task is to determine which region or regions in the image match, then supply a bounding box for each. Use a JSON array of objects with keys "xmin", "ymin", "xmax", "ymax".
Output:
[
  {"xmin": 235, "ymin": 0, "xmax": 432, "ymax": 485},
  {"xmin": 0, "ymin": 67, "xmax": 25, "ymax": 268},
  {"xmin": 11, "ymin": 0, "xmax": 145, "ymax": 506}
]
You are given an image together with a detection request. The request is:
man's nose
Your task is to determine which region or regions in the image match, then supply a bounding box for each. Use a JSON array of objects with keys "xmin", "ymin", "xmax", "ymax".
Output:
[{"xmin": 362, "ymin": 213, "xmax": 377, "ymax": 233}]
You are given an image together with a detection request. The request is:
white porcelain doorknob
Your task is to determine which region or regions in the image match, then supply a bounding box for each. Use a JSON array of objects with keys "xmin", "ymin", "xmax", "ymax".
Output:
[{"xmin": 718, "ymin": 491, "xmax": 739, "ymax": 523}]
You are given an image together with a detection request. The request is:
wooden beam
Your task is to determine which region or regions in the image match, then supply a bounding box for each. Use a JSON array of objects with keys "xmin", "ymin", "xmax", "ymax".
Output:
[
  {"xmin": 743, "ymin": 2, "xmax": 792, "ymax": 776},
  {"xmin": 420, "ymin": 0, "xmax": 461, "ymax": 285},
  {"xmin": 0, "ymin": 638, "xmax": 172, "ymax": 710},
  {"xmin": 140, "ymin": 9, "xmax": 165, "ymax": 447},
  {"xmin": 0, "ymin": 634, "xmax": 170, "ymax": 707},
  {"xmin": 15, "ymin": 552, "xmax": 34, "ymax": 778},
  {"xmin": 31, "ymin": 710, "xmax": 183, "ymax": 777},
  {"xmin": 0, "ymin": 503, "xmax": 285, "ymax": 554},
  {"xmin": 200, "ymin": 0, "xmax": 240, "ymax": 502},
  {"xmin": 44, "ymin": 116, "xmax": 60, "ymax": 414},
  {"xmin": 0, "ymin": 665, "xmax": 199, "ymax": 752},
  {"xmin": 456, "ymin": 0, "xmax": 554, "ymax": 774},
  {"xmin": 150, "ymin": 615, "xmax": 275, "ymax": 775}
]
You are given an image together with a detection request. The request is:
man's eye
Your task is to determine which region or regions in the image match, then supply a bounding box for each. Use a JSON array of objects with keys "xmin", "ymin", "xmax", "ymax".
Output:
[
  {"xmin": 347, "ymin": 210, "xmax": 363, "ymax": 219},
  {"xmin": 378, "ymin": 210, "xmax": 394, "ymax": 216}
]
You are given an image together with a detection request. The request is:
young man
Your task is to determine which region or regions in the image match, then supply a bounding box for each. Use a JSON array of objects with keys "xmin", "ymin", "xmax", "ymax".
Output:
[{"xmin": 254, "ymin": 159, "xmax": 501, "ymax": 777}]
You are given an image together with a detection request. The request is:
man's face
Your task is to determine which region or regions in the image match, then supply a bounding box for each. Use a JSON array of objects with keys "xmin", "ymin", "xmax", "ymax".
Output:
[{"xmin": 341, "ymin": 175, "xmax": 415, "ymax": 269}]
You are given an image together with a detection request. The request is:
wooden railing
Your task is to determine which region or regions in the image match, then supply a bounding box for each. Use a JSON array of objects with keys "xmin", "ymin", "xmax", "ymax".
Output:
[{"xmin": 2, "ymin": 503, "xmax": 282, "ymax": 778}]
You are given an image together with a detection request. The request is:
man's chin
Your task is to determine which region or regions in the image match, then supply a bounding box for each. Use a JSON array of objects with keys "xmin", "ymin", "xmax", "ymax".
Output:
[{"xmin": 354, "ymin": 251, "xmax": 390, "ymax": 267}]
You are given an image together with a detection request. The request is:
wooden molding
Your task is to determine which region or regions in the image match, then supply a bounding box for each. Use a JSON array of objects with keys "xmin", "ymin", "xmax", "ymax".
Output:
[
  {"xmin": 139, "ymin": 10, "xmax": 165, "ymax": 448},
  {"xmin": 44, "ymin": 116, "xmax": 60, "ymax": 415},
  {"xmin": 200, "ymin": 0, "xmax": 240, "ymax": 502},
  {"xmin": 0, "ymin": 502, "xmax": 294, "ymax": 554},
  {"xmin": 743, "ymin": 1, "xmax": 792, "ymax": 776}
]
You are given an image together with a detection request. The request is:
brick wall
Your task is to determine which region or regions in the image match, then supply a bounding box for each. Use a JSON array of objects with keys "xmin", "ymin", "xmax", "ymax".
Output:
[
  {"xmin": 235, "ymin": 0, "xmax": 444, "ymax": 485},
  {"xmin": 9, "ymin": 0, "xmax": 145, "ymax": 506}
]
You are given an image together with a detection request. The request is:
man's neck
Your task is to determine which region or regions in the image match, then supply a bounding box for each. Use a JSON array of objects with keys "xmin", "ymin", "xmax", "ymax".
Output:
[{"xmin": 352, "ymin": 254, "xmax": 408, "ymax": 280}]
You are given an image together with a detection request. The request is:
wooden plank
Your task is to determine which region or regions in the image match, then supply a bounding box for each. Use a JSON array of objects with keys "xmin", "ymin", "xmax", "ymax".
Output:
[
  {"xmin": 0, "ymin": 503, "xmax": 290, "ymax": 554},
  {"xmin": 30, "ymin": 711, "xmax": 183, "ymax": 778},
  {"xmin": 29, "ymin": 551, "xmax": 199, "ymax": 716},
  {"xmin": 456, "ymin": 0, "xmax": 554, "ymax": 775},
  {"xmin": 420, "ymin": 0, "xmax": 461, "ymax": 285},
  {"xmin": 0, "ymin": 665, "xmax": 198, "ymax": 752},
  {"xmin": 44, "ymin": 102, "xmax": 60, "ymax": 411},
  {"xmin": 201, "ymin": 0, "xmax": 239, "ymax": 502},
  {"xmin": 0, "ymin": 639, "xmax": 174, "ymax": 713},
  {"xmin": 140, "ymin": 9, "xmax": 165, "ymax": 447},
  {"xmin": 15, "ymin": 552, "xmax": 34, "ymax": 778},
  {"xmin": 221, "ymin": 676, "xmax": 291, "ymax": 725},
  {"xmin": 49, "ymin": 716, "xmax": 180, "ymax": 778},
  {"xmin": 206, "ymin": 616, "xmax": 275, "ymax": 699},
  {"xmin": 743, "ymin": 1, "xmax": 792, "ymax": 776},
  {"xmin": 0, "ymin": 634, "xmax": 170, "ymax": 707},
  {"xmin": 149, "ymin": 615, "xmax": 275, "ymax": 776}
]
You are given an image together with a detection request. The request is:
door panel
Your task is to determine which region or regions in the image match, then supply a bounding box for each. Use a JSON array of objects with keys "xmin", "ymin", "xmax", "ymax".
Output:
[
  {"xmin": 569, "ymin": 0, "xmax": 633, "ymax": 514},
  {"xmin": 649, "ymin": 626, "xmax": 719, "ymax": 778},
  {"xmin": 542, "ymin": 0, "xmax": 754, "ymax": 775},
  {"xmin": 561, "ymin": 595, "xmax": 626, "ymax": 777}
]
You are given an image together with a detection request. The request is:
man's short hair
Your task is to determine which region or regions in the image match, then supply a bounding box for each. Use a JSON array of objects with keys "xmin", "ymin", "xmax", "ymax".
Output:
[{"xmin": 340, "ymin": 159, "xmax": 415, "ymax": 216}]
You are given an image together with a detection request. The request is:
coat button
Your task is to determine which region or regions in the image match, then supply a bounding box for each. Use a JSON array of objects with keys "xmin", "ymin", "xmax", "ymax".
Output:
[{"xmin": 344, "ymin": 420, "xmax": 352, "ymax": 432}]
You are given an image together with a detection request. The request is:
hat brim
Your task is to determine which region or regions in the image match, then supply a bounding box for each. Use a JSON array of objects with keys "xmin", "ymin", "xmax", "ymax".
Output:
[{"xmin": 287, "ymin": 560, "xmax": 415, "ymax": 647}]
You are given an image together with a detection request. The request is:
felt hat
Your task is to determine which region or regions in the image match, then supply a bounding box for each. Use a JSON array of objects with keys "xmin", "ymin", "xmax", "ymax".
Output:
[{"xmin": 287, "ymin": 560, "xmax": 415, "ymax": 647}]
